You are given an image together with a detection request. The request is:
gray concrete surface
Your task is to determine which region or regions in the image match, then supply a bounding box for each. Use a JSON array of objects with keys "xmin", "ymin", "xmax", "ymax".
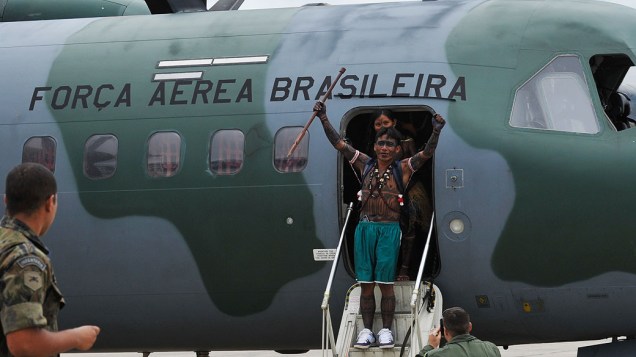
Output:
[{"xmin": 64, "ymin": 339, "xmax": 613, "ymax": 357}]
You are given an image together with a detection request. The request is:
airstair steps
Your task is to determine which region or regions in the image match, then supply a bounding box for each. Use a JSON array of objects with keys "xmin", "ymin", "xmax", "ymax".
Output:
[
  {"xmin": 348, "ymin": 348, "xmax": 410, "ymax": 357},
  {"xmin": 354, "ymin": 313, "xmax": 415, "ymax": 346},
  {"xmin": 333, "ymin": 281, "xmax": 443, "ymax": 357},
  {"xmin": 320, "ymin": 211, "xmax": 440, "ymax": 357}
]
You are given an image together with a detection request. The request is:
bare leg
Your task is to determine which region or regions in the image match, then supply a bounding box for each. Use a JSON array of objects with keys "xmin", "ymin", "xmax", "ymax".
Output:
[
  {"xmin": 378, "ymin": 284, "xmax": 396, "ymax": 329},
  {"xmin": 360, "ymin": 283, "xmax": 376, "ymax": 330}
]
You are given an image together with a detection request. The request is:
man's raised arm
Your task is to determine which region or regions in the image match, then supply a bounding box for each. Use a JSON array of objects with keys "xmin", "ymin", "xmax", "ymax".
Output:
[
  {"xmin": 314, "ymin": 101, "xmax": 368, "ymax": 169},
  {"xmin": 407, "ymin": 113, "xmax": 446, "ymax": 173}
]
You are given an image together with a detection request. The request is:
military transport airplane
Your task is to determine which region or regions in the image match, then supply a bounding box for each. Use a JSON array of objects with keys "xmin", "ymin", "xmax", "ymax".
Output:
[{"xmin": 1, "ymin": 0, "xmax": 636, "ymax": 356}]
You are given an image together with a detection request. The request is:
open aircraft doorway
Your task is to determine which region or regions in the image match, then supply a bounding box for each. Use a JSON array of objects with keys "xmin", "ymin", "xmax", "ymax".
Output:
[
  {"xmin": 590, "ymin": 53, "xmax": 636, "ymax": 131},
  {"xmin": 338, "ymin": 106, "xmax": 441, "ymax": 281}
]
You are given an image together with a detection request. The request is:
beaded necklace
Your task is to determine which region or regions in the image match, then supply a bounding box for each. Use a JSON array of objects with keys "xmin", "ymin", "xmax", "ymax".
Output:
[{"xmin": 368, "ymin": 163, "xmax": 391, "ymax": 192}]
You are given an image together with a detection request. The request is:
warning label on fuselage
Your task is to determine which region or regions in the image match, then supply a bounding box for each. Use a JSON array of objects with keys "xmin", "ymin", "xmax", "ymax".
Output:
[{"xmin": 313, "ymin": 249, "xmax": 337, "ymax": 261}]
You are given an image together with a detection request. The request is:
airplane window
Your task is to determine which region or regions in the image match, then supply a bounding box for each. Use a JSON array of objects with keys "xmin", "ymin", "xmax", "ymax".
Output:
[
  {"xmin": 22, "ymin": 136, "xmax": 56, "ymax": 173},
  {"xmin": 510, "ymin": 55, "xmax": 599, "ymax": 134},
  {"xmin": 83, "ymin": 135, "xmax": 118, "ymax": 180},
  {"xmin": 210, "ymin": 130, "xmax": 245, "ymax": 175},
  {"xmin": 146, "ymin": 131, "xmax": 182, "ymax": 178},
  {"xmin": 274, "ymin": 127, "xmax": 309, "ymax": 173}
]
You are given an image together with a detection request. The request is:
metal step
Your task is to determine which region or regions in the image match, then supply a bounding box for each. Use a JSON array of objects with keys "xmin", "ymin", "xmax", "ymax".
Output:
[
  {"xmin": 355, "ymin": 313, "xmax": 416, "ymax": 347},
  {"xmin": 322, "ymin": 214, "xmax": 440, "ymax": 357},
  {"xmin": 348, "ymin": 346, "xmax": 411, "ymax": 357},
  {"xmin": 334, "ymin": 282, "xmax": 442, "ymax": 357}
]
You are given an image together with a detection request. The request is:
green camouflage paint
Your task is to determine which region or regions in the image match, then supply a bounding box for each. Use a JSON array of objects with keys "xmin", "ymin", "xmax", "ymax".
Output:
[
  {"xmin": 44, "ymin": 9, "xmax": 326, "ymax": 316},
  {"xmin": 446, "ymin": 0, "xmax": 636, "ymax": 286}
]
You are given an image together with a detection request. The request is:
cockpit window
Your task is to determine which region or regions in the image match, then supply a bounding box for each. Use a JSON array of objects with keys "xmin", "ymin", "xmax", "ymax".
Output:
[{"xmin": 510, "ymin": 55, "xmax": 599, "ymax": 134}]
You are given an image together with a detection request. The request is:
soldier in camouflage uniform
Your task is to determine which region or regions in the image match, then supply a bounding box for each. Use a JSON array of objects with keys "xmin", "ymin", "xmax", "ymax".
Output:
[
  {"xmin": 418, "ymin": 307, "xmax": 500, "ymax": 357},
  {"xmin": 0, "ymin": 163, "xmax": 99, "ymax": 357}
]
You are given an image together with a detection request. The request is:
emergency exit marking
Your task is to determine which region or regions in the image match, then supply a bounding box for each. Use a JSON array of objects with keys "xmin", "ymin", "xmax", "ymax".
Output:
[{"xmin": 313, "ymin": 249, "xmax": 336, "ymax": 261}]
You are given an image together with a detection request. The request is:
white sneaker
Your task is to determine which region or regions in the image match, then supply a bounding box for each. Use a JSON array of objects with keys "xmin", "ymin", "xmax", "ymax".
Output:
[
  {"xmin": 377, "ymin": 328, "xmax": 394, "ymax": 348},
  {"xmin": 354, "ymin": 328, "xmax": 375, "ymax": 349}
]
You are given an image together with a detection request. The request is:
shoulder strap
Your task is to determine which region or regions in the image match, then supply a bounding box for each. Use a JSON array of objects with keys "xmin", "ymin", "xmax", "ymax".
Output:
[
  {"xmin": 362, "ymin": 158, "xmax": 376, "ymax": 182},
  {"xmin": 359, "ymin": 159, "xmax": 377, "ymax": 211},
  {"xmin": 391, "ymin": 161, "xmax": 405, "ymax": 194}
]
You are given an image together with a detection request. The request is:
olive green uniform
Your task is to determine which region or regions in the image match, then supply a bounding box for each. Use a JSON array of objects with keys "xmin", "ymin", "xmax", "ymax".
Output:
[
  {"xmin": 0, "ymin": 216, "xmax": 64, "ymax": 357},
  {"xmin": 417, "ymin": 334, "xmax": 501, "ymax": 357}
]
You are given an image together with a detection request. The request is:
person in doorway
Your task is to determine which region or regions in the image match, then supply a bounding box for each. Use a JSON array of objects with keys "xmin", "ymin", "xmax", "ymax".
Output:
[
  {"xmin": 368, "ymin": 111, "xmax": 434, "ymax": 281},
  {"xmin": 417, "ymin": 307, "xmax": 500, "ymax": 357},
  {"xmin": 314, "ymin": 101, "xmax": 445, "ymax": 349},
  {"xmin": 365, "ymin": 109, "xmax": 417, "ymax": 158},
  {"xmin": 0, "ymin": 163, "xmax": 100, "ymax": 357}
]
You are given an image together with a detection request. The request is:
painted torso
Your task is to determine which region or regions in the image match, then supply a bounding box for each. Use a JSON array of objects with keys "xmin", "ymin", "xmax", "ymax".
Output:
[{"xmin": 359, "ymin": 161, "xmax": 402, "ymax": 222}]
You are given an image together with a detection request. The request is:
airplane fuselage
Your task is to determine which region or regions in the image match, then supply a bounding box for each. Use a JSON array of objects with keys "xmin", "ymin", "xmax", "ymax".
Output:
[{"xmin": 1, "ymin": 0, "xmax": 636, "ymax": 351}]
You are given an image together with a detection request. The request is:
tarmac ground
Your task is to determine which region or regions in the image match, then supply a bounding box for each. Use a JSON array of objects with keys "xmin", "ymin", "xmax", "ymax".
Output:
[{"xmin": 64, "ymin": 339, "xmax": 612, "ymax": 357}]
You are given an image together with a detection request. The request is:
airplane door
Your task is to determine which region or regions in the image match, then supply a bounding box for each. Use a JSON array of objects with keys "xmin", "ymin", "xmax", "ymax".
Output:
[{"xmin": 340, "ymin": 107, "xmax": 440, "ymax": 280}]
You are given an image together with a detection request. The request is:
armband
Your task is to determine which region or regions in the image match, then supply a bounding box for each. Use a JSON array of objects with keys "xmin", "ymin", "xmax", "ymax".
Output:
[
  {"xmin": 407, "ymin": 157, "xmax": 415, "ymax": 172},
  {"xmin": 349, "ymin": 150, "xmax": 360, "ymax": 165}
]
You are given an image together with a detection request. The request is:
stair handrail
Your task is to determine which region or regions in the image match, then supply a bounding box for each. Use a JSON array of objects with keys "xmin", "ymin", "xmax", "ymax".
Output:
[
  {"xmin": 409, "ymin": 212, "xmax": 436, "ymax": 357},
  {"xmin": 321, "ymin": 202, "xmax": 354, "ymax": 357}
]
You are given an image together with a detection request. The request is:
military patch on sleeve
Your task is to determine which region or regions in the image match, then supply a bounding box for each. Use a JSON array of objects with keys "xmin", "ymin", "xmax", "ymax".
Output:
[
  {"xmin": 16, "ymin": 256, "xmax": 46, "ymax": 271},
  {"xmin": 23, "ymin": 271, "xmax": 43, "ymax": 291}
]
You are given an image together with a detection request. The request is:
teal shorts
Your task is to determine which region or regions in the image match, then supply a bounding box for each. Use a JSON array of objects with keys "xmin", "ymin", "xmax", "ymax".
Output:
[{"xmin": 354, "ymin": 221, "xmax": 401, "ymax": 284}]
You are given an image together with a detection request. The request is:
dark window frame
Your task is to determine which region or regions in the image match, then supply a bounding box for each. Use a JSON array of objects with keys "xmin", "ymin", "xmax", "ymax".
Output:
[
  {"xmin": 22, "ymin": 136, "xmax": 57, "ymax": 173},
  {"xmin": 146, "ymin": 131, "xmax": 183, "ymax": 178},
  {"xmin": 83, "ymin": 134, "xmax": 119, "ymax": 180},
  {"xmin": 209, "ymin": 129, "xmax": 245, "ymax": 176},
  {"xmin": 273, "ymin": 126, "xmax": 309, "ymax": 173}
]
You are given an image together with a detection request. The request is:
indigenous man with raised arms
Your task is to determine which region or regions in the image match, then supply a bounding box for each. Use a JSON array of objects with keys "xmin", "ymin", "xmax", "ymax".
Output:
[
  {"xmin": 314, "ymin": 101, "xmax": 445, "ymax": 349},
  {"xmin": 0, "ymin": 163, "xmax": 100, "ymax": 357}
]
